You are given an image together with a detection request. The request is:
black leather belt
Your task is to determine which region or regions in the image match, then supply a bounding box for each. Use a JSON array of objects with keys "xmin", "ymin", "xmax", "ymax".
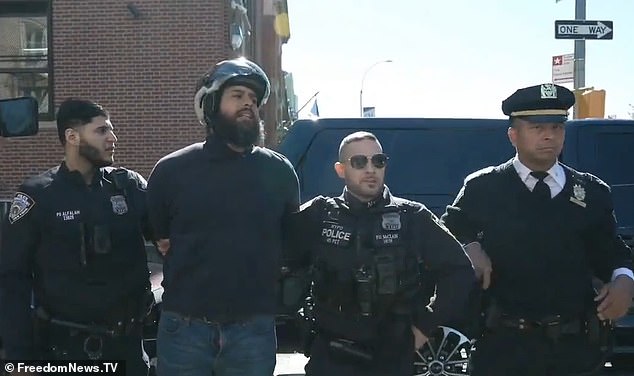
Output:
[
  {"xmin": 36, "ymin": 307, "xmax": 133, "ymax": 337},
  {"xmin": 497, "ymin": 314, "xmax": 583, "ymax": 335}
]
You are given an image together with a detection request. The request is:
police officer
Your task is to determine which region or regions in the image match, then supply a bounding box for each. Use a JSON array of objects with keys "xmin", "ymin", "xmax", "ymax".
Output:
[
  {"xmin": 441, "ymin": 83, "xmax": 634, "ymax": 376},
  {"xmin": 147, "ymin": 57, "xmax": 299, "ymax": 376},
  {"xmin": 284, "ymin": 131, "xmax": 475, "ymax": 376},
  {"xmin": 0, "ymin": 98, "xmax": 152, "ymax": 375}
]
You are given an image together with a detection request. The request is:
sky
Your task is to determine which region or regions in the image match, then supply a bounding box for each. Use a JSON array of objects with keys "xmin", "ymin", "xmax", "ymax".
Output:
[{"xmin": 281, "ymin": 0, "xmax": 634, "ymax": 120}]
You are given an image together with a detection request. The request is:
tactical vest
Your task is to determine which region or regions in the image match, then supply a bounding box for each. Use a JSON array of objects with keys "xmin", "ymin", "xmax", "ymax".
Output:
[
  {"xmin": 311, "ymin": 197, "xmax": 423, "ymax": 341},
  {"xmin": 32, "ymin": 167, "xmax": 150, "ymax": 325}
]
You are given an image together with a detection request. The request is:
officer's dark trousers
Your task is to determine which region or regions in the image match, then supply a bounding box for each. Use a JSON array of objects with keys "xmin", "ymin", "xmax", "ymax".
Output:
[
  {"xmin": 304, "ymin": 332, "xmax": 414, "ymax": 376},
  {"xmin": 471, "ymin": 329, "xmax": 605, "ymax": 376},
  {"xmin": 40, "ymin": 325, "xmax": 149, "ymax": 376}
]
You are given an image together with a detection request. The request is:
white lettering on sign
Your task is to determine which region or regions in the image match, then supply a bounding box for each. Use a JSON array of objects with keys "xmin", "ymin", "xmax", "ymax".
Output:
[{"xmin": 556, "ymin": 21, "xmax": 612, "ymax": 39}]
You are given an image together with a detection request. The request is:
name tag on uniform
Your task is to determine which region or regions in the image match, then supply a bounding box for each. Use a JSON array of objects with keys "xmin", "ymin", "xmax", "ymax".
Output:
[{"xmin": 375, "ymin": 232, "xmax": 400, "ymax": 245}]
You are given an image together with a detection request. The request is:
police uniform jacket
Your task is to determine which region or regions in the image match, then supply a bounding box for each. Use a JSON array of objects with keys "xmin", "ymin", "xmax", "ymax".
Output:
[
  {"xmin": 0, "ymin": 162, "xmax": 151, "ymax": 359},
  {"xmin": 286, "ymin": 186, "xmax": 475, "ymax": 340},
  {"xmin": 441, "ymin": 159, "xmax": 633, "ymax": 319}
]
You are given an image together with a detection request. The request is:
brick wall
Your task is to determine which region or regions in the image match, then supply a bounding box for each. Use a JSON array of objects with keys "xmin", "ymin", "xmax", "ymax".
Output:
[{"xmin": 0, "ymin": 0, "xmax": 233, "ymax": 199}]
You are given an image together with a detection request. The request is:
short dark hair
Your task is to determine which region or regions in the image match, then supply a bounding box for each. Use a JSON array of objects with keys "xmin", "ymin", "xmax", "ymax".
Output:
[
  {"xmin": 509, "ymin": 117, "xmax": 520, "ymax": 128},
  {"xmin": 338, "ymin": 131, "xmax": 381, "ymax": 161},
  {"xmin": 56, "ymin": 98, "xmax": 109, "ymax": 144},
  {"xmin": 509, "ymin": 116, "xmax": 565, "ymax": 128}
]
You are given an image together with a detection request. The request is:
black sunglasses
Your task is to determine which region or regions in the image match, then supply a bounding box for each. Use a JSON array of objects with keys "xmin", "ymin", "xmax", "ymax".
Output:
[{"xmin": 347, "ymin": 153, "xmax": 389, "ymax": 169}]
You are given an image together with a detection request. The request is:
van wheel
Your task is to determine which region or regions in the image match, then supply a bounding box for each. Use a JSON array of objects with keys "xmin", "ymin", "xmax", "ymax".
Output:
[{"xmin": 413, "ymin": 326, "xmax": 472, "ymax": 376}]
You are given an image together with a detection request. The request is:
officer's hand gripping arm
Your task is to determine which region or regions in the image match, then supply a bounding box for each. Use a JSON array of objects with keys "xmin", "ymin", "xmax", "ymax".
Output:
[
  {"xmin": 413, "ymin": 208, "xmax": 477, "ymax": 337},
  {"xmin": 463, "ymin": 241, "xmax": 492, "ymax": 290}
]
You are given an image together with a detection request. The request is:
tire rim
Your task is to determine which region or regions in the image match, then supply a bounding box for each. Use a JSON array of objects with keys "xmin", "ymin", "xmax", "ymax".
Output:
[{"xmin": 413, "ymin": 326, "xmax": 472, "ymax": 376}]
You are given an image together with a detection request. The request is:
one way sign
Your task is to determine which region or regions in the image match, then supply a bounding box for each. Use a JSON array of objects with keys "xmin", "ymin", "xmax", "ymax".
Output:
[{"xmin": 555, "ymin": 20, "xmax": 613, "ymax": 40}]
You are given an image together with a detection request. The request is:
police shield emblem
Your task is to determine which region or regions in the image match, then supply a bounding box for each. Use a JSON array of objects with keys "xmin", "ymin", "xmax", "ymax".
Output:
[
  {"xmin": 540, "ymin": 83, "xmax": 557, "ymax": 99},
  {"xmin": 570, "ymin": 184, "xmax": 587, "ymax": 208},
  {"xmin": 382, "ymin": 213, "xmax": 401, "ymax": 231},
  {"xmin": 8, "ymin": 192, "xmax": 35, "ymax": 224},
  {"xmin": 110, "ymin": 195, "xmax": 128, "ymax": 215},
  {"xmin": 573, "ymin": 184, "xmax": 586, "ymax": 201}
]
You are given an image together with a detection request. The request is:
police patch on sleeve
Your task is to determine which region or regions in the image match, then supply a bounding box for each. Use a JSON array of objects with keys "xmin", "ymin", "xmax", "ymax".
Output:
[{"xmin": 8, "ymin": 192, "xmax": 35, "ymax": 224}]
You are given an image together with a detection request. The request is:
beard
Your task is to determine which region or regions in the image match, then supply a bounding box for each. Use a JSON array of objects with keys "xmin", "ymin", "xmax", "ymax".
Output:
[
  {"xmin": 211, "ymin": 110, "xmax": 263, "ymax": 148},
  {"xmin": 347, "ymin": 180, "xmax": 383, "ymax": 202},
  {"xmin": 79, "ymin": 141, "xmax": 112, "ymax": 168}
]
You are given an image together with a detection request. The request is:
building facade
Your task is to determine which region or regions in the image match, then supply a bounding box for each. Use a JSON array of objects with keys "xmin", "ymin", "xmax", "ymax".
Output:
[{"xmin": 0, "ymin": 0, "xmax": 290, "ymax": 200}]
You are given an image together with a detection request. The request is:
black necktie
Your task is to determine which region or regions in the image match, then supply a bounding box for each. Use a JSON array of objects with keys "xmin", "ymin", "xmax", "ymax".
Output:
[{"xmin": 530, "ymin": 171, "xmax": 551, "ymax": 200}]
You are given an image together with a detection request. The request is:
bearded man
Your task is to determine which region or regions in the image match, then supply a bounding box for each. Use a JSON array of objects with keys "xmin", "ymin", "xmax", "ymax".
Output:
[{"xmin": 146, "ymin": 57, "xmax": 300, "ymax": 376}]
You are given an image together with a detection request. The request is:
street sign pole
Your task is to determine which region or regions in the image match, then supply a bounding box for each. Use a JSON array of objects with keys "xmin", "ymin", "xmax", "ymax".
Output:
[
  {"xmin": 574, "ymin": 0, "xmax": 586, "ymax": 118},
  {"xmin": 574, "ymin": 0, "xmax": 586, "ymax": 90},
  {"xmin": 555, "ymin": 4, "xmax": 612, "ymax": 118}
]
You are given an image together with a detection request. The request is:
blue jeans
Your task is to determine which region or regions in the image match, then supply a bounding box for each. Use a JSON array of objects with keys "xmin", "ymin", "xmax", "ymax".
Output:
[{"xmin": 156, "ymin": 311, "xmax": 277, "ymax": 376}]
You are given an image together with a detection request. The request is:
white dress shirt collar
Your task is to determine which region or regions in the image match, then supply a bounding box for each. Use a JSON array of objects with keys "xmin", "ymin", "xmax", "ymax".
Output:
[{"xmin": 512, "ymin": 156, "xmax": 565, "ymax": 187}]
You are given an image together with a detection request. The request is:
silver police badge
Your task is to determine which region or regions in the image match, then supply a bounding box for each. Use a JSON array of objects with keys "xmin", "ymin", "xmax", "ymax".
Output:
[
  {"xmin": 110, "ymin": 195, "xmax": 128, "ymax": 215},
  {"xmin": 570, "ymin": 184, "xmax": 587, "ymax": 208},
  {"xmin": 541, "ymin": 83, "xmax": 557, "ymax": 99},
  {"xmin": 8, "ymin": 192, "xmax": 35, "ymax": 224},
  {"xmin": 381, "ymin": 212, "xmax": 401, "ymax": 231},
  {"xmin": 573, "ymin": 184, "xmax": 586, "ymax": 201}
]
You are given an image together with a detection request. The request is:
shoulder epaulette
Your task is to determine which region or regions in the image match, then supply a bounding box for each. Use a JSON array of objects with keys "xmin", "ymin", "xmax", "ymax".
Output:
[
  {"xmin": 299, "ymin": 195, "xmax": 329, "ymax": 211},
  {"xmin": 564, "ymin": 165, "xmax": 610, "ymax": 192},
  {"xmin": 104, "ymin": 167, "xmax": 147, "ymax": 191},
  {"xmin": 392, "ymin": 196, "xmax": 423, "ymax": 211},
  {"xmin": 464, "ymin": 165, "xmax": 497, "ymax": 184},
  {"xmin": 21, "ymin": 166, "xmax": 57, "ymax": 190}
]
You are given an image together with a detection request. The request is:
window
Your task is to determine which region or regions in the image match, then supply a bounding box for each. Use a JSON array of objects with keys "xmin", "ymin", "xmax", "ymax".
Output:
[
  {"xmin": 595, "ymin": 132, "xmax": 634, "ymax": 231},
  {"xmin": 0, "ymin": 1, "xmax": 52, "ymax": 120}
]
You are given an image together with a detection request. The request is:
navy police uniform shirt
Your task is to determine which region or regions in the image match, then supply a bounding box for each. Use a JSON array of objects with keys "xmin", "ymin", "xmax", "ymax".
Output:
[
  {"xmin": 0, "ymin": 162, "xmax": 151, "ymax": 359},
  {"xmin": 146, "ymin": 134, "xmax": 300, "ymax": 321},
  {"xmin": 441, "ymin": 161, "xmax": 633, "ymax": 318}
]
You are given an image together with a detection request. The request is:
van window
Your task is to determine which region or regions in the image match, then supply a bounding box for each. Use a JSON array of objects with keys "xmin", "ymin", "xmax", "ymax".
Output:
[
  {"xmin": 595, "ymin": 133, "xmax": 633, "ymax": 185},
  {"xmin": 595, "ymin": 133, "xmax": 634, "ymax": 233}
]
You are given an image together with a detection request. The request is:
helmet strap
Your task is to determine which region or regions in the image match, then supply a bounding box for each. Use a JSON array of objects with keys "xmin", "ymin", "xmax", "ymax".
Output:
[{"xmin": 202, "ymin": 93, "xmax": 220, "ymax": 128}]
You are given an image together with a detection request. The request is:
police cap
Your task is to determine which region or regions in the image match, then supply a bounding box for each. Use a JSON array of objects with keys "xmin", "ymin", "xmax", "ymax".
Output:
[{"xmin": 502, "ymin": 83, "xmax": 575, "ymax": 123}]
